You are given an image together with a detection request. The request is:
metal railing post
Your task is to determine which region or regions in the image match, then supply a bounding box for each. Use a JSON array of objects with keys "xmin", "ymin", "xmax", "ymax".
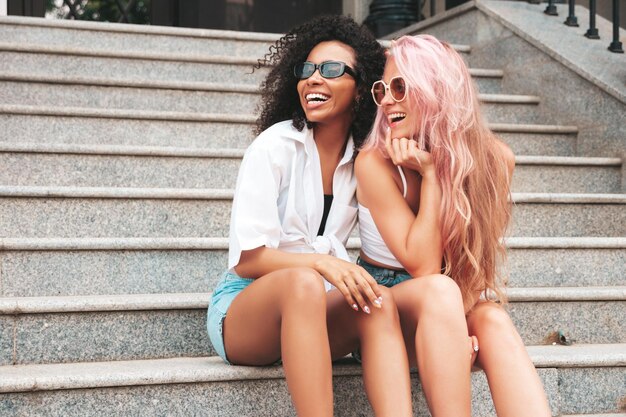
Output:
[
  {"xmin": 564, "ymin": 0, "xmax": 578, "ymax": 26},
  {"xmin": 585, "ymin": 0, "xmax": 600, "ymax": 39},
  {"xmin": 608, "ymin": 0, "xmax": 624, "ymax": 53},
  {"xmin": 544, "ymin": 0, "xmax": 558, "ymax": 16}
]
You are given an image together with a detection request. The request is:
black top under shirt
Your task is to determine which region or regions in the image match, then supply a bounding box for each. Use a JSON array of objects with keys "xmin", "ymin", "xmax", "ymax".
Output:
[{"xmin": 317, "ymin": 194, "xmax": 334, "ymax": 236}]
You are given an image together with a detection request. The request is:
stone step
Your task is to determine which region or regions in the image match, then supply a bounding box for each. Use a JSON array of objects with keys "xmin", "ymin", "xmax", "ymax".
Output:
[
  {"xmin": 512, "ymin": 156, "xmax": 622, "ymax": 194},
  {"xmin": 0, "ymin": 105, "xmax": 579, "ymax": 154},
  {"xmin": 510, "ymin": 193, "xmax": 626, "ymax": 237},
  {"xmin": 0, "ymin": 46, "xmax": 503, "ymax": 92},
  {"xmin": 1, "ymin": 345, "xmax": 625, "ymax": 416},
  {"xmin": 0, "ymin": 187, "xmax": 623, "ymax": 238},
  {"xmin": 0, "ymin": 16, "xmax": 283, "ymax": 58},
  {"xmin": 0, "ymin": 289, "xmax": 623, "ymax": 366},
  {"xmin": 496, "ymin": 126, "xmax": 578, "ymax": 156},
  {"xmin": 565, "ymin": 415, "xmax": 626, "ymax": 417},
  {"xmin": 0, "ymin": 77, "xmax": 538, "ymax": 123},
  {"xmin": 0, "ymin": 15, "xmax": 472, "ymax": 58},
  {"xmin": 0, "ymin": 143, "xmax": 620, "ymax": 193},
  {"xmin": 0, "ymin": 44, "xmax": 271, "ymax": 86},
  {"xmin": 0, "ymin": 237, "xmax": 623, "ymax": 297}
]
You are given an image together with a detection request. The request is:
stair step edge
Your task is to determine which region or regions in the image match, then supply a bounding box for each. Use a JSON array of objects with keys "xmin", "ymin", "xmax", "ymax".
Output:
[
  {"xmin": 1, "ymin": 105, "xmax": 580, "ymax": 130},
  {"xmin": 1, "ymin": 237, "xmax": 625, "ymax": 251},
  {"xmin": 0, "ymin": 344, "xmax": 623, "ymax": 393},
  {"xmin": 0, "ymin": 143, "xmax": 620, "ymax": 166},
  {"xmin": 0, "ymin": 186, "xmax": 624, "ymax": 203},
  {"xmin": 0, "ymin": 287, "xmax": 623, "ymax": 314}
]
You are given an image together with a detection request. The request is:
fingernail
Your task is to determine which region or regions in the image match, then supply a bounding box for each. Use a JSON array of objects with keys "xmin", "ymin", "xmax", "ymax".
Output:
[
  {"xmin": 377, "ymin": 296, "xmax": 383, "ymax": 303},
  {"xmin": 373, "ymin": 299, "xmax": 382, "ymax": 308},
  {"xmin": 363, "ymin": 306, "xmax": 371, "ymax": 314},
  {"xmin": 352, "ymin": 304, "xmax": 359, "ymax": 311}
]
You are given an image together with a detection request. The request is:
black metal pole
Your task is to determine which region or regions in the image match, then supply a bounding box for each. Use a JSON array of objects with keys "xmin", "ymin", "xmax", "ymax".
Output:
[
  {"xmin": 608, "ymin": 0, "xmax": 624, "ymax": 53},
  {"xmin": 585, "ymin": 0, "xmax": 600, "ymax": 39},
  {"xmin": 544, "ymin": 0, "xmax": 558, "ymax": 16},
  {"xmin": 564, "ymin": 0, "xmax": 578, "ymax": 26},
  {"xmin": 430, "ymin": 0, "xmax": 435, "ymax": 18}
]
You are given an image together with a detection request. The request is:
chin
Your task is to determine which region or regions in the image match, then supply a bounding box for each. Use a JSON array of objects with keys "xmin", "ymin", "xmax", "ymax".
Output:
[{"xmin": 391, "ymin": 129, "xmax": 407, "ymax": 139}]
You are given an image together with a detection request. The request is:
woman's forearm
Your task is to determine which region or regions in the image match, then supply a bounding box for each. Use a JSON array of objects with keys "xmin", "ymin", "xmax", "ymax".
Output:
[
  {"xmin": 234, "ymin": 246, "xmax": 328, "ymax": 278},
  {"xmin": 403, "ymin": 173, "xmax": 444, "ymax": 276}
]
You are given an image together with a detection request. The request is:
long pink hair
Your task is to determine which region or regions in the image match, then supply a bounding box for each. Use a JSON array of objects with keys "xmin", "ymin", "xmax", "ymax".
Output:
[{"xmin": 362, "ymin": 34, "xmax": 512, "ymax": 309}]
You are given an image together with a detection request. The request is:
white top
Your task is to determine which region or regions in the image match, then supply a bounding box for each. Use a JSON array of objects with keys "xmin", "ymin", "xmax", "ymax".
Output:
[
  {"xmin": 357, "ymin": 166, "xmax": 407, "ymax": 269},
  {"xmin": 228, "ymin": 120, "xmax": 358, "ymax": 291}
]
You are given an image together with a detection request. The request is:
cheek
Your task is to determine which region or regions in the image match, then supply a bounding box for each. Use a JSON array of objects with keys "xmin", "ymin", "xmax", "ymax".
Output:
[{"xmin": 296, "ymin": 81, "xmax": 306, "ymax": 97}]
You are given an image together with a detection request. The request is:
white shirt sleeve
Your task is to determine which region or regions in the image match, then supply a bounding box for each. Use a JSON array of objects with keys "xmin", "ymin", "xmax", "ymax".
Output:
[{"xmin": 228, "ymin": 137, "xmax": 283, "ymax": 270}]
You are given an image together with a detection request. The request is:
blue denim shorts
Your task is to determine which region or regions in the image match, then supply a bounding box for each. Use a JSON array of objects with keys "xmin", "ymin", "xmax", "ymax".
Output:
[
  {"xmin": 207, "ymin": 270, "xmax": 254, "ymax": 364},
  {"xmin": 356, "ymin": 257, "xmax": 412, "ymax": 287}
]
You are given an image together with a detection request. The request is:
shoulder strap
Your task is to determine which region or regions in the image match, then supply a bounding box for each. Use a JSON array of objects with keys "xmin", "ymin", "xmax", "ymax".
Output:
[{"xmin": 397, "ymin": 166, "xmax": 408, "ymax": 199}]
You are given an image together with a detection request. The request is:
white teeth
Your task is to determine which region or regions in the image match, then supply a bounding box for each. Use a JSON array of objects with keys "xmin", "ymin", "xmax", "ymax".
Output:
[
  {"xmin": 306, "ymin": 93, "xmax": 330, "ymax": 102},
  {"xmin": 388, "ymin": 112, "xmax": 407, "ymax": 122}
]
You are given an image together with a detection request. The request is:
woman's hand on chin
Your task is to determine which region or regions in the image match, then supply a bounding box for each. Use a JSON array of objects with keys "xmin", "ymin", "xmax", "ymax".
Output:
[{"xmin": 385, "ymin": 129, "xmax": 435, "ymax": 178}]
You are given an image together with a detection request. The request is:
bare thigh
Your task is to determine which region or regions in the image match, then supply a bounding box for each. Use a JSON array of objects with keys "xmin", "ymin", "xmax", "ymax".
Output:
[
  {"xmin": 223, "ymin": 268, "xmax": 361, "ymax": 365},
  {"xmin": 390, "ymin": 276, "xmax": 465, "ymax": 367}
]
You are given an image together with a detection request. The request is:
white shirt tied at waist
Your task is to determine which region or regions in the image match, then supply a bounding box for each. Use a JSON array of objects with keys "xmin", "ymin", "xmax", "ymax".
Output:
[{"xmin": 228, "ymin": 120, "xmax": 358, "ymax": 291}]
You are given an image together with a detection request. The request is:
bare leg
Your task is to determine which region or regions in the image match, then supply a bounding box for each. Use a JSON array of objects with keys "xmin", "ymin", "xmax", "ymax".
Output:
[
  {"xmin": 391, "ymin": 274, "xmax": 472, "ymax": 417},
  {"xmin": 326, "ymin": 286, "xmax": 412, "ymax": 417},
  {"xmin": 223, "ymin": 267, "xmax": 333, "ymax": 417},
  {"xmin": 467, "ymin": 302, "xmax": 551, "ymax": 417}
]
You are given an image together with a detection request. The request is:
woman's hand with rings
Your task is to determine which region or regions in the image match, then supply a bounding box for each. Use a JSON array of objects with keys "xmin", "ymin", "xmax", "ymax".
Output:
[
  {"xmin": 314, "ymin": 256, "xmax": 383, "ymax": 314},
  {"xmin": 385, "ymin": 127, "xmax": 435, "ymax": 178}
]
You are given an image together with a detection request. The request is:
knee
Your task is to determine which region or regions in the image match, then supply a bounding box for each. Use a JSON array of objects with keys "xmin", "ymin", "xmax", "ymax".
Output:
[
  {"xmin": 415, "ymin": 274, "xmax": 464, "ymax": 314},
  {"xmin": 278, "ymin": 267, "xmax": 326, "ymax": 304},
  {"xmin": 470, "ymin": 303, "xmax": 518, "ymax": 342}
]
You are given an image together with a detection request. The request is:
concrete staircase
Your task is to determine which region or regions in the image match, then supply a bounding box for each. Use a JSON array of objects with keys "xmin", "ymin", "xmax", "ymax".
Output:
[{"xmin": 0, "ymin": 4, "xmax": 624, "ymax": 416}]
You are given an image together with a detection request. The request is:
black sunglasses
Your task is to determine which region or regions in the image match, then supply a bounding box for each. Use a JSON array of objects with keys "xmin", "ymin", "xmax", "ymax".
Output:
[{"xmin": 294, "ymin": 61, "xmax": 357, "ymax": 80}]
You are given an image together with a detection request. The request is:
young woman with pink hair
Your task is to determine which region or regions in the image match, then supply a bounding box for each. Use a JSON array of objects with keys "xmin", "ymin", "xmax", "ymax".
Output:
[{"xmin": 355, "ymin": 34, "xmax": 551, "ymax": 416}]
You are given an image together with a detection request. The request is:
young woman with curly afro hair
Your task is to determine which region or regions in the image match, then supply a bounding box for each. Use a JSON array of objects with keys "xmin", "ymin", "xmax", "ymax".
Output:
[{"xmin": 207, "ymin": 15, "xmax": 414, "ymax": 416}]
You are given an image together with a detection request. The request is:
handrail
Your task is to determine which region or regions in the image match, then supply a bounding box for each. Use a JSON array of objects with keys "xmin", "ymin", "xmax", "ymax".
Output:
[
  {"xmin": 564, "ymin": 0, "xmax": 579, "ymax": 27},
  {"xmin": 585, "ymin": 0, "xmax": 600, "ymax": 39},
  {"xmin": 544, "ymin": 0, "xmax": 557, "ymax": 16},
  {"xmin": 608, "ymin": 0, "xmax": 623, "ymax": 52},
  {"xmin": 532, "ymin": 0, "xmax": 623, "ymax": 53}
]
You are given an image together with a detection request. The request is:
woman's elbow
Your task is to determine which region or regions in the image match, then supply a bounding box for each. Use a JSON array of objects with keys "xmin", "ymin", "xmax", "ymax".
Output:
[
  {"xmin": 233, "ymin": 247, "xmax": 264, "ymax": 278},
  {"xmin": 405, "ymin": 262, "xmax": 442, "ymax": 278}
]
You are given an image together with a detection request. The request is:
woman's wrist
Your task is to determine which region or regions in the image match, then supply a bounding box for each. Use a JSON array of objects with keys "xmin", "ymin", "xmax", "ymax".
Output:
[
  {"xmin": 311, "ymin": 253, "xmax": 332, "ymax": 271},
  {"xmin": 420, "ymin": 168, "xmax": 438, "ymax": 182}
]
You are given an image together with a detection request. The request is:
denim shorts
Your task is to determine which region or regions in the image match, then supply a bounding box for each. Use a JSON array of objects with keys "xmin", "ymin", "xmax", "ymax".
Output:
[
  {"xmin": 207, "ymin": 270, "xmax": 254, "ymax": 364},
  {"xmin": 356, "ymin": 257, "xmax": 412, "ymax": 287}
]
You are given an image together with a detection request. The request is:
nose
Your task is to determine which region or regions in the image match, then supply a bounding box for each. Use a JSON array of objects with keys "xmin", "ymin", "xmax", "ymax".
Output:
[
  {"xmin": 306, "ymin": 68, "xmax": 324, "ymax": 84},
  {"xmin": 379, "ymin": 86, "xmax": 394, "ymax": 106}
]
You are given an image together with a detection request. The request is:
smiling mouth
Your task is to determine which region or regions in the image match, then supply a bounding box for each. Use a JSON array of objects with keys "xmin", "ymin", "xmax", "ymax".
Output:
[
  {"xmin": 388, "ymin": 112, "xmax": 407, "ymax": 123},
  {"xmin": 306, "ymin": 93, "xmax": 330, "ymax": 103}
]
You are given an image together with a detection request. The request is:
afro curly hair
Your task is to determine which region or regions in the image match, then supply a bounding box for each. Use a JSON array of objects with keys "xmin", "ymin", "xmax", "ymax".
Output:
[{"xmin": 254, "ymin": 15, "xmax": 386, "ymax": 152}]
